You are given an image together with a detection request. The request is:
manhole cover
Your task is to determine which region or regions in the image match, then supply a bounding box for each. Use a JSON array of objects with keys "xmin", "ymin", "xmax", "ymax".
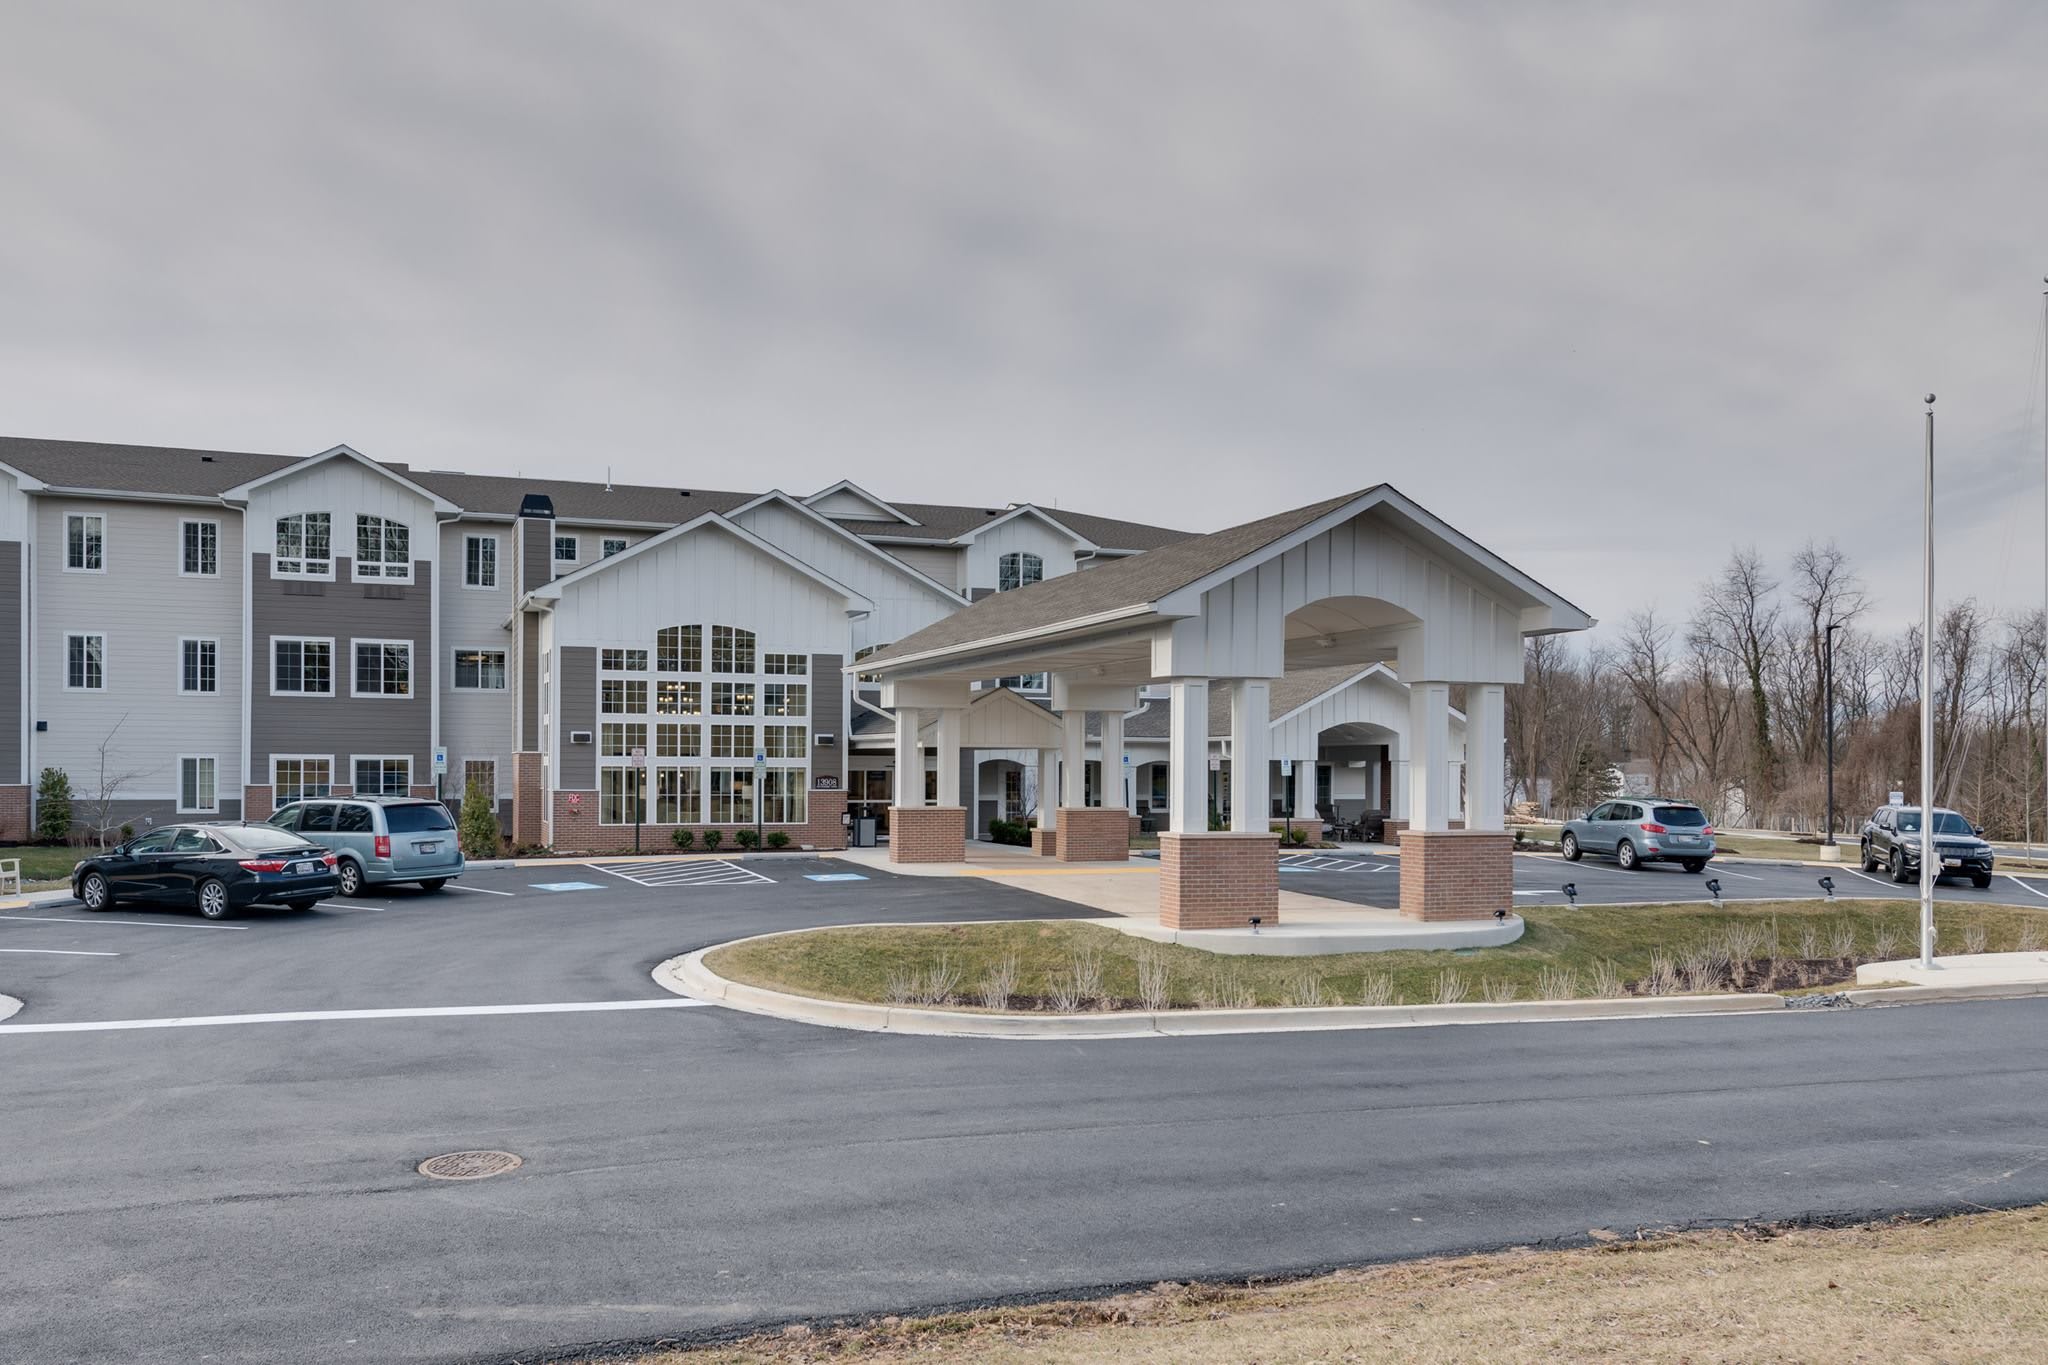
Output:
[{"xmin": 417, "ymin": 1150, "xmax": 523, "ymax": 1181}]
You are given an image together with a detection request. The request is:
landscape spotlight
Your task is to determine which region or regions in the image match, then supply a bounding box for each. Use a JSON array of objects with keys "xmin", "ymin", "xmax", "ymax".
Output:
[
  {"xmin": 1818, "ymin": 876, "xmax": 1836, "ymax": 901},
  {"xmin": 1248, "ymin": 915, "xmax": 1263, "ymax": 935},
  {"xmin": 1562, "ymin": 882, "xmax": 1578, "ymax": 905},
  {"xmin": 1494, "ymin": 907, "xmax": 1507, "ymax": 923},
  {"xmin": 1705, "ymin": 878, "xmax": 1724, "ymax": 908}
]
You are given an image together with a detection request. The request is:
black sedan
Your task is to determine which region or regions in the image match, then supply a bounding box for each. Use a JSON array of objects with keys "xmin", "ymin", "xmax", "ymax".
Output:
[{"xmin": 73, "ymin": 823, "xmax": 341, "ymax": 919}]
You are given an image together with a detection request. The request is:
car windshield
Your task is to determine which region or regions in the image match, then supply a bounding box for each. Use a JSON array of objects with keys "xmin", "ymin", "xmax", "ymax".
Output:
[
  {"xmin": 1652, "ymin": 806, "xmax": 1708, "ymax": 827},
  {"xmin": 1894, "ymin": 810, "xmax": 1974, "ymax": 836},
  {"xmin": 384, "ymin": 804, "xmax": 455, "ymax": 833},
  {"xmin": 231, "ymin": 826, "xmax": 315, "ymax": 852}
]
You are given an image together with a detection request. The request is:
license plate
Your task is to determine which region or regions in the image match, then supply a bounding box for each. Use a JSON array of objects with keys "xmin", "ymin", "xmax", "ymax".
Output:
[
  {"xmin": 417, "ymin": 842, "xmax": 438, "ymax": 854},
  {"xmin": 1942, "ymin": 858, "xmax": 1961, "ymax": 868},
  {"xmin": 293, "ymin": 861, "xmax": 315, "ymax": 875}
]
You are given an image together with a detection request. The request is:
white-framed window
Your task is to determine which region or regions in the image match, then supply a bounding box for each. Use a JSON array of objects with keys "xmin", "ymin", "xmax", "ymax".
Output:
[
  {"xmin": 763, "ymin": 682, "xmax": 807, "ymax": 717},
  {"xmin": 272, "ymin": 637, "xmax": 335, "ymax": 696},
  {"xmin": 998, "ymin": 551, "xmax": 1043, "ymax": 592},
  {"xmin": 602, "ymin": 537, "xmax": 628, "ymax": 558},
  {"xmin": 763, "ymin": 724, "xmax": 808, "ymax": 759},
  {"xmin": 464, "ymin": 534, "xmax": 499, "ymax": 589},
  {"xmin": 273, "ymin": 755, "xmax": 334, "ymax": 803},
  {"xmin": 711, "ymin": 624, "xmax": 755, "ymax": 674},
  {"xmin": 554, "ymin": 534, "xmax": 578, "ymax": 564},
  {"xmin": 179, "ymin": 637, "xmax": 219, "ymax": 695},
  {"xmin": 274, "ymin": 512, "xmax": 333, "ymax": 577},
  {"xmin": 657, "ymin": 625, "xmax": 702, "ymax": 672},
  {"xmin": 711, "ymin": 681, "xmax": 754, "ymax": 716},
  {"xmin": 655, "ymin": 767, "xmax": 700, "ymax": 824},
  {"xmin": 353, "ymin": 515, "xmax": 412, "ymax": 581},
  {"xmin": 351, "ymin": 640, "xmax": 413, "ymax": 698},
  {"xmin": 601, "ymin": 678, "xmax": 648, "ymax": 713},
  {"xmin": 176, "ymin": 755, "xmax": 220, "ymax": 814},
  {"xmin": 65, "ymin": 633, "xmax": 106, "ymax": 690},
  {"xmin": 761, "ymin": 768, "xmax": 807, "ymax": 824},
  {"xmin": 655, "ymin": 722, "xmax": 700, "ymax": 758},
  {"xmin": 599, "ymin": 767, "xmax": 645, "ymax": 825},
  {"xmin": 600, "ymin": 721, "xmax": 648, "ymax": 757},
  {"xmin": 179, "ymin": 519, "xmax": 219, "ymax": 577},
  {"xmin": 763, "ymin": 652, "xmax": 807, "ymax": 676},
  {"xmin": 64, "ymin": 512, "xmax": 106, "ymax": 573},
  {"xmin": 710, "ymin": 723, "xmax": 752, "ymax": 759},
  {"xmin": 655, "ymin": 680, "xmax": 701, "ymax": 715},
  {"xmin": 710, "ymin": 767, "xmax": 754, "ymax": 823},
  {"xmin": 452, "ymin": 648, "xmax": 507, "ymax": 690},
  {"xmin": 461, "ymin": 759, "xmax": 496, "ymax": 800},
  {"xmin": 997, "ymin": 673, "xmax": 1049, "ymax": 693},
  {"xmin": 352, "ymin": 755, "xmax": 413, "ymax": 797},
  {"xmin": 601, "ymin": 647, "xmax": 649, "ymax": 671}
]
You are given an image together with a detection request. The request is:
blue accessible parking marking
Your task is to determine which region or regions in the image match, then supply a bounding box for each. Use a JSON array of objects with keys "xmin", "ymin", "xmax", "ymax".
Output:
[
  {"xmin": 530, "ymin": 881, "xmax": 607, "ymax": 893},
  {"xmin": 804, "ymin": 873, "xmax": 868, "ymax": 882}
]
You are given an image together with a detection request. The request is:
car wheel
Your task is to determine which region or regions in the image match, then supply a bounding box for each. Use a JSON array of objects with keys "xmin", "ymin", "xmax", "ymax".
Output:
[
  {"xmin": 1972, "ymin": 872, "xmax": 1993, "ymax": 890},
  {"xmin": 337, "ymin": 859, "xmax": 365, "ymax": 897},
  {"xmin": 419, "ymin": 879, "xmax": 447, "ymax": 892},
  {"xmin": 79, "ymin": 872, "xmax": 113, "ymax": 911},
  {"xmin": 1890, "ymin": 848, "xmax": 1911, "ymax": 884},
  {"xmin": 1617, "ymin": 839, "xmax": 1639, "ymax": 871},
  {"xmin": 1861, "ymin": 841, "xmax": 1878, "ymax": 874},
  {"xmin": 1682, "ymin": 859, "xmax": 1706, "ymax": 874},
  {"xmin": 1561, "ymin": 832, "xmax": 1582, "ymax": 862},
  {"xmin": 195, "ymin": 878, "xmax": 233, "ymax": 920}
]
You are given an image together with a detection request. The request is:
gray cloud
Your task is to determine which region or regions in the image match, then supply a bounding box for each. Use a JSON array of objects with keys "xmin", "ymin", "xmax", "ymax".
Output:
[{"xmin": 3, "ymin": 1, "xmax": 2046, "ymax": 628}]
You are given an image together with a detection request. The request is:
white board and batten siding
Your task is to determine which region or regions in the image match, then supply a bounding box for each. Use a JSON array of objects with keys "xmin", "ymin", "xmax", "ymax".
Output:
[
  {"xmin": 730, "ymin": 500, "xmax": 961, "ymax": 652},
  {"xmin": 33, "ymin": 497, "xmax": 246, "ymax": 805},
  {"xmin": 880, "ymin": 544, "xmax": 964, "ymax": 593},
  {"xmin": 439, "ymin": 519, "xmax": 515, "ymax": 799},
  {"xmin": 0, "ymin": 468, "xmax": 32, "ymax": 542},
  {"xmin": 962, "ymin": 516, "xmax": 1079, "ymax": 595},
  {"xmin": 245, "ymin": 458, "xmax": 440, "ymax": 569}
]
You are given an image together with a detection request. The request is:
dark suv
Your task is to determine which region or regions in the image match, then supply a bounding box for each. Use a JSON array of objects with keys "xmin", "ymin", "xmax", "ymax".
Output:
[{"xmin": 1860, "ymin": 805, "xmax": 1994, "ymax": 888}]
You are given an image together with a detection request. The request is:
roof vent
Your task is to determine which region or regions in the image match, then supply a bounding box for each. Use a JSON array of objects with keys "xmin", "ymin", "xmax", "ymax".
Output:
[
  {"xmin": 679, "ymin": 489, "xmax": 691, "ymax": 497},
  {"xmin": 986, "ymin": 508, "xmax": 999, "ymax": 516},
  {"xmin": 200, "ymin": 455, "xmax": 215, "ymax": 463},
  {"xmin": 517, "ymin": 493, "xmax": 556, "ymax": 520}
]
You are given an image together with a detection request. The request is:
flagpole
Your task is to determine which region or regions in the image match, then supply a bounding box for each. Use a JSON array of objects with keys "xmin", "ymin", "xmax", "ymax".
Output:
[{"xmin": 1921, "ymin": 393, "xmax": 1936, "ymax": 969}]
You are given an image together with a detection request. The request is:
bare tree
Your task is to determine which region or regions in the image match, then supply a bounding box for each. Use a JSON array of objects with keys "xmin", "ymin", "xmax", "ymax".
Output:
[
  {"xmin": 79, "ymin": 713, "xmax": 157, "ymax": 847},
  {"xmin": 1694, "ymin": 547, "xmax": 1782, "ymax": 809}
]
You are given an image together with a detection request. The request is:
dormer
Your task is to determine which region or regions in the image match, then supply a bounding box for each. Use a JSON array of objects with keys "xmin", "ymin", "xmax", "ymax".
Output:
[{"xmin": 801, "ymin": 480, "xmax": 918, "ymax": 525}]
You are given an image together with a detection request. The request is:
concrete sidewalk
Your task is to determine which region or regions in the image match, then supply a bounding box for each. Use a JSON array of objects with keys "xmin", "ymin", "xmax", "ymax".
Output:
[{"xmin": 1856, "ymin": 950, "xmax": 2048, "ymax": 990}]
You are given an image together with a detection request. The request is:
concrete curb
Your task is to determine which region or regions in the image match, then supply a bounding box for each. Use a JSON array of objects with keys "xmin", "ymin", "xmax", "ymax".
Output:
[
  {"xmin": 0, "ymin": 994, "xmax": 21, "ymax": 1024},
  {"xmin": 651, "ymin": 923, "xmax": 1789, "ymax": 1040},
  {"xmin": 1844, "ymin": 980, "xmax": 2048, "ymax": 1007}
]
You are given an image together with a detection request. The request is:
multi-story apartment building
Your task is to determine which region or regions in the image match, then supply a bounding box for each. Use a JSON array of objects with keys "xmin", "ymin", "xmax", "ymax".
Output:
[{"xmin": 0, "ymin": 437, "xmax": 1447, "ymax": 851}]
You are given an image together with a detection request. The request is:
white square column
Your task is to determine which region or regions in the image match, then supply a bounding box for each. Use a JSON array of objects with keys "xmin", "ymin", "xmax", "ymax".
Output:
[
  {"xmin": 933, "ymin": 707, "xmax": 963, "ymax": 809},
  {"xmin": 1407, "ymin": 681, "xmax": 1453, "ymax": 831},
  {"xmin": 1166, "ymin": 680, "xmax": 1210, "ymax": 834},
  {"xmin": 1099, "ymin": 709, "xmax": 1130, "ymax": 813},
  {"xmin": 1036, "ymin": 748, "xmax": 1060, "ymax": 829},
  {"xmin": 1463, "ymin": 683, "xmax": 1506, "ymax": 831},
  {"xmin": 1229, "ymin": 680, "xmax": 1271, "ymax": 832},
  {"xmin": 893, "ymin": 706, "xmax": 923, "ymax": 807},
  {"xmin": 1060, "ymin": 710, "xmax": 1088, "ymax": 808}
]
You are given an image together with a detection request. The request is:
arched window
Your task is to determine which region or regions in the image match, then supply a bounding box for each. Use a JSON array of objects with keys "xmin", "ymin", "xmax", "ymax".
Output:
[
  {"xmin": 711, "ymin": 624, "xmax": 756, "ymax": 673},
  {"xmin": 998, "ymin": 552, "xmax": 1043, "ymax": 592}
]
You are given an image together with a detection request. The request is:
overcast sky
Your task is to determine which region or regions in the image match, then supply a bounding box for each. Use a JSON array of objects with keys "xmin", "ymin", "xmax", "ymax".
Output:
[{"xmin": 3, "ymin": 2, "xmax": 2045, "ymax": 632}]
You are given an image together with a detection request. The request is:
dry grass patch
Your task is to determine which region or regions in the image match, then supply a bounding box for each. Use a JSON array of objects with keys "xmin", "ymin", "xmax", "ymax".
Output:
[
  {"xmin": 705, "ymin": 900, "xmax": 2048, "ymax": 1010},
  {"xmin": 584, "ymin": 1206, "xmax": 2048, "ymax": 1364}
]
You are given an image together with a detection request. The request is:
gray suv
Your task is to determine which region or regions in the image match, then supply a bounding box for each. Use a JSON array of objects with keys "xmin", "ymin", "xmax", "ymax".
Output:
[
  {"xmin": 1561, "ymin": 798, "xmax": 1716, "ymax": 873},
  {"xmin": 268, "ymin": 797, "xmax": 464, "ymax": 896}
]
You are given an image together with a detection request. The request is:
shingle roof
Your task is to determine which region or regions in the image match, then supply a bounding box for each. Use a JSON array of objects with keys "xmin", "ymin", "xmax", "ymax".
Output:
[
  {"xmin": 858, "ymin": 489, "xmax": 1370, "ymax": 669},
  {"xmin": 0, "ymin": 437, "xmax": 1188, "ymax": 550}
]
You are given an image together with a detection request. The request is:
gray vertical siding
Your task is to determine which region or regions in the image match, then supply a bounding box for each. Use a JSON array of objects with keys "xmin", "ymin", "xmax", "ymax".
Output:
[
  {"xmin": 556, "ymin": 646, "xmax": 596, "ymax": 789},
  {"xmin": 809, "ymin": 652, "xmax": 842, "ymax": 775},
  {"xmin": 250, "ymin": 554, "xmax": 433, "ymax": 785},
  {"xmin": 520, "ymin": 614, "xmax": 541, "ymax": 749},
  {"xmin": 0, "ymin": 542, "xmax": 18, "ymax": 783}
]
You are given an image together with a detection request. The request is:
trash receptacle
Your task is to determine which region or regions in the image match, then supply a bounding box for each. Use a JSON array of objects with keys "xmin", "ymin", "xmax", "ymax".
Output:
[{"xmin": 852, "ymin": 816, "xmax": 878, "ymax": 848}]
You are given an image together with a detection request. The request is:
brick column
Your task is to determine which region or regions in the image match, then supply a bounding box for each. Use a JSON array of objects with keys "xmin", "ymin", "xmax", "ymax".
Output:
[
  {"xmin": 0, "ymin": 785, "xmax": 28, "ymax": 842},
  {"xmin": 1397, "ymin": 828, "xmax": 1512, "ymax": 921},
  {"xmin": 243, "ymin": 785, "xmax": 275, "ymax": 823},
  {"xmin": 511, "ymin": 752, "xmax": 546, "ymax": 847},
  {"xmin": 1055, "ymin": 807, "xmax": 1130, "ymax": 861},
  {"xmin": 890, "ymin": 805, "xmax": 966, "ymax": 864},
  {"xmin": 1158, "ymin": 831, "xmax": 1279, "ymax": 930},
  {"xmin": 1031, "ymin": 828, "xmax": 1058, "ymax": 856},
  {"xmin": 801, "ymin": 787, "xmax": 848, "ymax": 850}
]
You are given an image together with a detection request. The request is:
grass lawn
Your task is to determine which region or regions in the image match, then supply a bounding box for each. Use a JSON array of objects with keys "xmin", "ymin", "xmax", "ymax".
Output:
[
  {"xmin": 596, "ymin": 1205, "xmax": 2048, "ymax": 1364},
  {"xmin": 704, "ymin": 898, "xmax": 2048, "ymax": 1010},
  {"xmin": 0, "ymin": 844, "xmax": 91, "ymax": 892}
]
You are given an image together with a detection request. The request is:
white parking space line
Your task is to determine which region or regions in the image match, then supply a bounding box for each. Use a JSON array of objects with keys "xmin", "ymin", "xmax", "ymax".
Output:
[
  {"xmin": 0, "ymin": 997, "xmax": 713, "ymax": 1036},
  {"xmin": 444, "ymin": 884, "xmax": 517, "ymax": 896},
  {"xmin": 0, "ymin": 914, "xmax": 245, "ymax": 931},
  {"xmin": 588, "ymin": 859, "xmax": 774, "ymax": 888},
  {"xmin": 2004, "ymin": 875, "xmax": 2048, "ymax": 901},
  {"xmin": 1842, "ymin": 867, "xmax": 1900, "ymax": 890},
  {"xmin": 0, "ymin": 947, "xmax": 120, "ymax": 957}
]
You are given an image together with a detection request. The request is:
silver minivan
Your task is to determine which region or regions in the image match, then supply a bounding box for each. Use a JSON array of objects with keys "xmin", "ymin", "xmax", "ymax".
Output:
[
  {"xmin": 1561, "ymin": 798, "xmax": 1716, "ymax": 873},
  {"xmin": 268, "ymin": 797, "xmax": 465, "ymax": 895}
]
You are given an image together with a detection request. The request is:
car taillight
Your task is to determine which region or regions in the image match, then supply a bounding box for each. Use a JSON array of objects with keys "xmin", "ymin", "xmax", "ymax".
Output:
[
  {"xmin": 323, "ymin": 853, "xmax": 339, "ymax": 867},
  {"xmin": 240, "ymin": 859, "xmax": 288, "ymax": 873},
  {"xmin": 374, "ymin": 835, "xmax": 391, "ymax": 858},
  {"xmin": 1641, "ymin": 823, "xmax": 1666, "ymax": 835},
  {"xmin": 1701, "ymin": 825, "xmax": 1714, "ymax": 835}
]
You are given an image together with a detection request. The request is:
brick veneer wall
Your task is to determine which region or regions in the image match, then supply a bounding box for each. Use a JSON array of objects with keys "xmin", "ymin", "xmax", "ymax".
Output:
[
  {"xmin": 1030, "ymin": 828, "xmax": 1057, "ymax": 856},
  {"xmin": 1055, "ymin": 807, "xmax": 1130, "ymax": 862},
  {"xmin": 0, "ymin": 784, "xmax": 27, "ymax": 842},
  {"xmin": 548, "ymin": 789, "xmax": 842, "ymax": 854},
  {"xmin": 1381, "ymin": 819, "xmax": 1408, "ymax": 844},
  {"xmin": 512, "ymin": 752, "xmax": 545, "ymax": 847},
  {"xmin": 1158, "ymin": 831, "xmax": 1280, "ymax": 930},
  {"xmin": 1397, "ymin": 828, "xmax": 1512, "ymax": 921},
  {"xmin": 243, "ymin": 785, "xmax": 274, "ymax": 822},
  {"xmin": 890, "ymin": 805, "xmax": 966, "ymax": 864}
]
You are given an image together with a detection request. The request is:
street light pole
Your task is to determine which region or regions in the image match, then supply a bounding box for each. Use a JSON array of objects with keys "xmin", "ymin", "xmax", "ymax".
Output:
[
  {"xmin": 1823, "ymin": 620, "xmax": 1842, "ymax": 849},
  {"xmin": 1920, "ymin": 394, "xmax": 1937, "ymax": 970}
]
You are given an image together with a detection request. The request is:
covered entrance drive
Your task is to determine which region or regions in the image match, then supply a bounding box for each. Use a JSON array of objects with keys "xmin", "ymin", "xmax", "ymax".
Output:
[{"xmin": 855, "ymin": 486, "xmax": 1592, "ymax": 930}]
